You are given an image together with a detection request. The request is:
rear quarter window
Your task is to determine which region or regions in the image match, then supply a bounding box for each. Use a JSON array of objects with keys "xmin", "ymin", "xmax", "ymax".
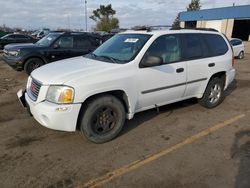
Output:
[
  {"xmin": 74, "ymin": 36, "xmax": 92, "ymax": 49},
  {"xmin": 203, "ymin": 34, "xmax": 228, "ymax": 56},
  {"xmin": 183, "ymin": 34, "xmax": 204, "ymax": 60}
]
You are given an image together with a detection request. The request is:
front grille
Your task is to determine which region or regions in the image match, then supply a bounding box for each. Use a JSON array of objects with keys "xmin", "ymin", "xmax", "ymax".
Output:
[{"xmin": 28, "ymin": 78, "xmax": 42, "ymax": 101}]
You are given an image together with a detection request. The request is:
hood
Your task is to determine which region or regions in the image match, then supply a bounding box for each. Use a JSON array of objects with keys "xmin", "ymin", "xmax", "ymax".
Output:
[
  {"xmin": 31, "ymin": 56, "xmax": 121, "ymax": 85},
  {"xmin": 4, "ymin": 43, "xmax": 40, "ymax": 50}
]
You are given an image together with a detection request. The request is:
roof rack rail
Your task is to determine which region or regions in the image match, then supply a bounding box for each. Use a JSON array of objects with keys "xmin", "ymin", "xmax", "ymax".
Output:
[
  {"xmin": 132, "ymin": 25, "xmax": 172, "ymax": 32},
  {"xmin": 170, "ymin": 27, "xmax": 218, "ymax": 32}
]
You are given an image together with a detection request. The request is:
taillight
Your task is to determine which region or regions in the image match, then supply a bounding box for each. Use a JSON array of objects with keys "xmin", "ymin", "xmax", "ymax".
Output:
[{"xmin": 232, "ymin": 56, "xmax": 235, "ymax": 67}]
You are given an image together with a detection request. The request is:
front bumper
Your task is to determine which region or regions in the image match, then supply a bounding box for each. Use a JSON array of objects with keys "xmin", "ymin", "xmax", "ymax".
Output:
[
  {"xmin": 226, "ymin": 68, "xmax": 236, "ymax": 88},
  {"xmin": 2, "ymin": 54, "xmax": 23, "ymax": 71},
  {"xmin": 17, "ymin": 89, "xmax": 81, "ymax": 132}
]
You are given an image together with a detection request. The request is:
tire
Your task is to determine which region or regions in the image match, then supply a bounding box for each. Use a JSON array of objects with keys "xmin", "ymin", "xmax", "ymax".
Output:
[
  {"xmin": 238, "ymin": 51, "xmax": 244, "ymax": 59},
  {"xmin": 199, "ymin": 77, "xmax": 225, "ymax": 108},
  {"xmin": 24, "ymin": 58, "xmax": 44, "ymax": 75},
  {"xmin": 79, "ymin": 94, "xmax": 125, "ymax": 143}
]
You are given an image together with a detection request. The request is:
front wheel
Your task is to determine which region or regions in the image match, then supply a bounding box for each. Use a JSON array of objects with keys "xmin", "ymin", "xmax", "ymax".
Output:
[
  {"xmin": 24, "ymin": 58, "xmax": 44, "ymax": 75},
  {"xmin": 199, "ymin": 77, "xmax": 225, "ymax": 108},
  {"xmin": 79, "ymin": 95, "xmax": 125, "ymax": 143}
]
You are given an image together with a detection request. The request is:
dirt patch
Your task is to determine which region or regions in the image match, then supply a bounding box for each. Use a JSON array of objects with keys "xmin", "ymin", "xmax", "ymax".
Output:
[
  {"xmin": 0, "ymin": 51, "xmax": 250, "ymax": 188},
  {"xmin": 0, "ymin": 78, "xmax": 20, "ymax": 93},
  {"xmin": 5, "ymin": 136, "xmax": 44, "ymax": 149},
  {"xmin": 231, "ymin": 130, "xmax": 250, "ymax": 188},
  {"xmin": 46, "ymin": 178, "xmax": 75, "ymax": 188},
  {"xmin": 236, "ymin": 79, "xmax": 250, "ymax": 89},
  {"xmin": 0, "ymin": 151, "xmax": 33, "ymax": 170}
]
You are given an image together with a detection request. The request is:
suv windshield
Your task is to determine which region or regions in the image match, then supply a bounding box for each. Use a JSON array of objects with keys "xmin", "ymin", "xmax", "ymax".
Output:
[
  {"xmin": 36, "ymin": 33, "xmax": 61, "ymax": 47},
  {"xmin": 87, "ymin": 34, "xmax": 152, "ymax": 63}
]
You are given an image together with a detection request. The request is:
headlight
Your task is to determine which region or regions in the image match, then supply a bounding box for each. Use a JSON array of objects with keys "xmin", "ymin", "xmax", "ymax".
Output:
[
  {"xmin": 27, "ymin": 76, "xmax": 32, "ymax": 89},
  {"xmin": 8, "ymin": 50, "xmax": 20, "ymax": 56},
  {"xmin": 46, "ymin": 86, "xmax": 74, "ymax": 104}
]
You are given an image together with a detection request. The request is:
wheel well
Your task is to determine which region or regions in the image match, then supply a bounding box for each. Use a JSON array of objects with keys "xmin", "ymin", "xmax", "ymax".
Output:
[
  {"xmin": 209, "ymin": 71, "xmax": 226, "ymax": 86},
  {"xmin": 23, "ymin": 56, "xmax": 45, "ymax": 69},
  {"xmin": 76, "ymin": 90, "xmax": 129, "ymax": 130}
]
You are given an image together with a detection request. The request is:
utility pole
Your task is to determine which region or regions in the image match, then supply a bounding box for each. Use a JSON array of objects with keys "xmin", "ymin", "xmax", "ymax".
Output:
[{"xmin": 85, "ymin": 0, "xmax": 88, "ymax": 31}]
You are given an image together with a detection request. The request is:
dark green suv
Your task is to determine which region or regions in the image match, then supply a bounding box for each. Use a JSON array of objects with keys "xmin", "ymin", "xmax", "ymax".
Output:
[{"xmin": 2, "ymin": 32, "xmax": 101, "ymax": 74}]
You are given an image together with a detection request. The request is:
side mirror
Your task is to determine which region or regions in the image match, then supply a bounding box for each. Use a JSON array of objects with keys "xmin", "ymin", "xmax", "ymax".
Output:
[
  {"xmin": 53, "ymin": 44, "xmax": 60, "ymax": 49},
  {"xmin": 141, "ymin": 56, "xmax": 163, "ymax": 67}
]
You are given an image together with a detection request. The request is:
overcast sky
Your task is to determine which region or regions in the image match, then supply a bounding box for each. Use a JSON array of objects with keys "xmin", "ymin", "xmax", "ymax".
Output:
[{"xmin": 0, "ymin": 0, "xmax": 249, "ymax": 30}]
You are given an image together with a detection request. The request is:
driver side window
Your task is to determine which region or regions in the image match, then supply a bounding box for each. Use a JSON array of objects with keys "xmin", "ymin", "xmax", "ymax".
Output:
[
  {"xmin": 144, "ymin": 35, "xmax": 182, "ymax": 65},
  {"xmin": 55, "ymin": 36, "xmax": 73, "ymax": 49}
]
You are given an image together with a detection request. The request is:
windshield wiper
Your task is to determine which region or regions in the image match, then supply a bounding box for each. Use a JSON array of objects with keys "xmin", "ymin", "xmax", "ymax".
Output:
[
  {"xmin": 89, "ymin": 52, "xmax": 97, "ymax": 58},
  {"xmin": 87, "ymin": 53, "xmax": 121, "ymax": 64},
  {"xmin": 98, "ymin": 55, "xmax": 118, "ymax": 64}
]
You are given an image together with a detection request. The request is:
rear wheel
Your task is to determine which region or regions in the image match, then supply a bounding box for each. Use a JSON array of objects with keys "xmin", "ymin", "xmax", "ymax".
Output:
[
  {"xmin": 79, "ymin": 95, "xmax": 125, "ymax": 143},
  {"xmin": 199, "ymin": 77, "xmax": 225, "ymax": 108},
  {"xmin": 24, "ymin": 58, "xmax": 44, "ymax": 75},
  {"xmin": 238, "ymin": 51, "xmax": 244, "ymax": 59}
]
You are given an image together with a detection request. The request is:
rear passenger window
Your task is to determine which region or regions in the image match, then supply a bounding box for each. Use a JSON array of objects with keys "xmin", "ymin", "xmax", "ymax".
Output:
[
  {"xmin": 89, "ymin": 37, "xmax": 101, "ymax": 47},
  {"xmin": 183, "ymin": 34, "xmax": 203, "ymax": 60},
  {"xmin": 204, "ymin": 34, "xmax": 228, "ymax": 56},
  {"xmin": 74, "ymin": 36, "xmax": 92, "ymax": 49}
]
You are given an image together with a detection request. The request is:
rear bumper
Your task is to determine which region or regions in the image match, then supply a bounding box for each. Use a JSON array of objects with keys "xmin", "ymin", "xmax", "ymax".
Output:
[
  {"xmin": 2, "ymin": 55, "xmax": 23, "ymax": 71},
  {"xmin": 226, "ymin": 68, "xmax": 236, "ymax": 88}
]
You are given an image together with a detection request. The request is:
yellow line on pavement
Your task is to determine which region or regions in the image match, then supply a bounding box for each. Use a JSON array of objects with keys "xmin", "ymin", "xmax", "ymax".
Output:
[{"xmin": 78, "ymin": 114, "xmax": 245, "ymax": 188}]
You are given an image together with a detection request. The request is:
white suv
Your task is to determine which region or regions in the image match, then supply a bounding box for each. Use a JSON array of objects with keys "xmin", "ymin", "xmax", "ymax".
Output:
[{"xmin": 18, "ymin": 29, "xmax": 236, "ymax": 143}]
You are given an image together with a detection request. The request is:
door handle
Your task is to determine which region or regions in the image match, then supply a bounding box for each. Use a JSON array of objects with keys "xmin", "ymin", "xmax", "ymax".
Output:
[
  {"xmin": 208, "ymin": 63, "xmax": 215, "ymax": 67},
  {"xmin": 176, "ymin": 68, "xmax": 184, "ymax": 73}
]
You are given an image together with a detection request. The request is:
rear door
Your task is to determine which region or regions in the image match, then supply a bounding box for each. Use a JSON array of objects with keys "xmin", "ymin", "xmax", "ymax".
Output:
[
  {"xmin": 182, "ymin": 34, "xmax": 209, "ymax": 97},
  {"xmin": 184, "ymin": 33, "xmax": 229, "ymax": 98},
  {"xmin": 72, "ymin": 35, "xmax": 97, "ymax": 57},
  {"xmin": 136, "ymin": 34, "xmax": 187, "ymax": 111}
]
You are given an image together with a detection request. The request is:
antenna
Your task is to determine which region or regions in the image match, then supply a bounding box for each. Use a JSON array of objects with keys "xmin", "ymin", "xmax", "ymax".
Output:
[{"xmin": 85, "ymin": 0, "xmax": 88, "ymax": 31}]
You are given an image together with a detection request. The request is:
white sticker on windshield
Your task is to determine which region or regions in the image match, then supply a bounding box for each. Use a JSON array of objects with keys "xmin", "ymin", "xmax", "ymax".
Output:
[
  {"xmin": 124, "ymin": 38, "xmax": 139, "ymax": 43},
  {"xmin": 47, "ymin": 37, "xmax": 52, "ymax": 41}
]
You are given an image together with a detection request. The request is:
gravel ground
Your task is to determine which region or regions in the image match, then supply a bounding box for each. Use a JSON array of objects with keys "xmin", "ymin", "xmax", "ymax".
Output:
[{"xmin": 0, "ymin": 49, "xmax": 249, "ymax": 188}]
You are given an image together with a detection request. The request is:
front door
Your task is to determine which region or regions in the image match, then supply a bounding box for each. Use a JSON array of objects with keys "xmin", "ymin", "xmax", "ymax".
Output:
[
  {"xmin": 48, "ymin": 35, "xmax": 74, "ymax": 62},
  {"xmin": 136, "ymin": 34, "xmax": 187, "ymax": 111}
]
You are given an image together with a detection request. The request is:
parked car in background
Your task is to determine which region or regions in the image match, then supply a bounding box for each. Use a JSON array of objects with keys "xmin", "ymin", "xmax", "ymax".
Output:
[
  {"xmin": 36, "ymin": 29, "xmax": 50, "ymax": 39},
  {"xmin": 2, "ymin": 32, "xmax": 101, "ymax": 74},
  {"xmin": 31, "ymin": 29, "xmax": 50, "ymax": 39},
  {"xmin": 0, "ymin": 31, "xmax": 10, "ymax": 38},
  {"xmin": 18, "ymin": 29, "xmax": 235, "ymax": 143},
  {"xmin": 0, "ymin": 33, "xmax": 37, "ymax": 49},
  {"xmin": 230, "ymin": 38, "xmax": 245, "ymax": 59}
]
